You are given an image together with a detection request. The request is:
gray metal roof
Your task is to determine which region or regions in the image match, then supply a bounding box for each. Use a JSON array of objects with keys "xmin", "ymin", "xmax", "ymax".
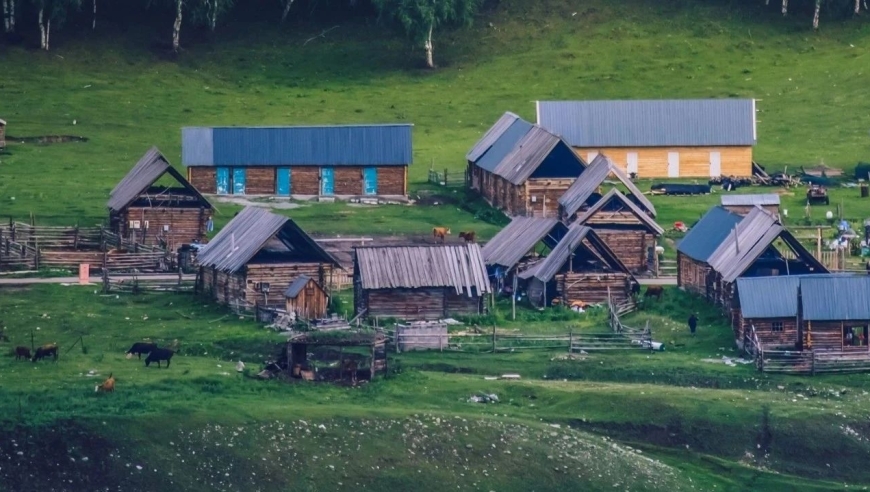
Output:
[
  {"xmin": 196, "ymin": 207, "xmax": 339, "ymax": 273},
  {"xmin": 182, "ymin": 124, "xmax": 413, "ymax": 167},
  {"xmin": 354, "ymin": 244, "xmax": 490, "ymax": 295},
  {"xmin": 574, "ymin": 189, "xmax": 664, "ymax": 235},
  {"xmin": 492, "ymin": 126, "xmax": 563, "ymax": 185},
  {"xmin": 676, "ymin": 206, "xmax": 743, "ymax": 262},
  {"xmin": 536, "ymin": 99, "xmax": 757, "ymax": 147},
  {"xmin": 559, "ymin": 154, "xmax": 656, "ymax": 218},
  {"xmin": 474, "ymin": 119, "xmax": 535, "ymax": 173},
  {"xmin": 107, "ymin": 147, "xmax": 210, "ymax": 212},
  {"xmin": 801, "ymin": 276, "xmax": 870, "ymax": 321},
  {"xmin": 284, "ymin": 275, "xmax": 313, "ymax": 298},
  {"xmin": 466, "ymin": 112, "xmax": 520, "ymax": 162},
  {"xmin": 518, "ymin": 224, "xmax": 631, "ymax": 282},
  {"xmin": 481, "ymin": 217, "xmax": 568, "ymax": 270},
  {"xmin": 736, "ymin": 276, "xmax": 801, "ymax": 319},
  {"xmin": 720, "ymin": 194, "xmax": 781, "ymax": 207}
]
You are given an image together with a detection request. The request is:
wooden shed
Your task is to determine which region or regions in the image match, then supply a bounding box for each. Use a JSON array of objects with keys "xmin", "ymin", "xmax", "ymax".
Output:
[
  {"xmin": 481, "ymin": 217, "xmax": 569, "ymax": 294},
  {"xmin": 518, "ymin": 225, "xmax": 637, "ymax": 308},
  {"xmin": 0, "ymin": 118, "xmax": 6, "ymax": 148},
  {"xmin": 284, "ymin": 275, "xmax": 329, "ymax": 320},
  {"xmin": 183, "ymin": 125, "xmax": 412, "ymax": 198},
  {"xmin": 720, "ymin": 194, "xmax": 780, "ymax": 217},
  {"xmin": 353, "ymin": 244, "xmax": 491, "ymax": 321},
  {"xmin": 108, "ymin": 147, "xmax": 213, "ymax": 249},
  {"xmin": 466, "ymin": 112, "xmax": 586, "ymax": 218},
  {"xmin": 196, "ymin": 207, "xmax": 341, "ymax": 310},
  {"xmin": 536, "ymin": 99, "xmax": 757, "ymax": 178},
  {"xmin": 285, "ymin": 331, "xmax": 387, "ymax": 383}
]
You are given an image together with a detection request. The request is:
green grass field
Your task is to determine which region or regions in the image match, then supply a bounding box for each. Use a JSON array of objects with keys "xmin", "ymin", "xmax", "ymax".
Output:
[{"xmin": 4, "ymin": 0, "xmax": 870, "ymax": 489}]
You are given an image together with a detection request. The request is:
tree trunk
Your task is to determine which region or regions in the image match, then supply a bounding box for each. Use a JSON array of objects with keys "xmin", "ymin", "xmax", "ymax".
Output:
[
  {"xmin": 38, "ymin": 7, "xmax": 47, "ymax": 50},
  {"xmin": 280, "ymin": 0, "xmax": 294, "ymax": 23},
  {"xmin": 812, "ymin": 0, "xmax": 820, "ymax": 29},
  {"xmin": 8, "ymin": 0, "xmax": 14, "ymax": 32},
  {"xmin": 172, "ymin": 0, "xmax": 182, "ymax": 51},
  {"xmin": 855, "ymin": 0, "xmax": 861, "ymax": 15},
  {"xmin": 92, "ymin": 0, "xmax": 96, "ymax": 29},
  {"xmin": 424, "ymin": 24, "xmax": 434, "ymax": 69},
  {"xmin": 781, "ymin": 0, "xmax": 788, "ymax": 15},
  {"xmin": 3, "ymin": 0, "xmax": 9, "ymax": 33}
]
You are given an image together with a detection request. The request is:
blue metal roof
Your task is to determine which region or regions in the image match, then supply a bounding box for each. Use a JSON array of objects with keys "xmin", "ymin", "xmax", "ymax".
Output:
[
  {"xmin": 676, "ymin": 206, "xmax": 743, "ymax": 262},
  {"xmin": 474, "ymin": 119, "xmax": 534, "ymax": 173},
  {"xmin": 736, "ymin": 276, "xmax": 801, "ymax": 319},
  {"xmin": 182, "ymin": 125, "xmax": 413, "ymax": 167},
  {"xmin": 801, "ymin": 275, "xmax": 870, "ymax": 321},
  {"xmin": 536, "ymin": 99, "xmax": 757, "ymax": 147}
]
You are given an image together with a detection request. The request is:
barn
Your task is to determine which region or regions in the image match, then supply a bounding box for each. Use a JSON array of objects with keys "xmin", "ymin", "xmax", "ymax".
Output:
[
  {"xmin": 720, "ymin": 194, "xmax": 780, "ymax": 217},
  {"xmin": 182, "ymin": 124, "xmax": 412, "ymax": 198},
  {"xmin": 518, "ymin": 224, "xmax": 636, "ymax": 307},
  {"xmin": 536, "ymin": 99, "xmax": 757, "ymax": 178},
  {"xmin": 353, "ymin": 244, "xmax": 490, "ymax": 321},
  {"xmin": 481, "ymin": 217, "xmax": 569, "ymax": 293},
  {"xmin": 196, "ymin": 207, "xmax": 341, "ymax": 310},
  {"xmin": 466, "ymin": 112, "xmax": 587, "ymax": 218},
  {"xmin": 0, "ymin": 118, "xmax": 6, "ymax": 148},
  {"xmin": 284, "ymin": 275, "xmax": 329, "ymax": 320},
  {"xmin": 107, "ymin": 147, "xmax": 213, "ymax": 249},
  {"xmin": 677, "ymin": 205, "xmax": 827, "ymax": 312}
]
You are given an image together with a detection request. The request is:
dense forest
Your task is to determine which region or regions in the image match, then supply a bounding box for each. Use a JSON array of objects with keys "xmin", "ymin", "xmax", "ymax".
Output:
[{"xmin": 1, "ymin": 0, "xmax": 868, "ymax": 64}]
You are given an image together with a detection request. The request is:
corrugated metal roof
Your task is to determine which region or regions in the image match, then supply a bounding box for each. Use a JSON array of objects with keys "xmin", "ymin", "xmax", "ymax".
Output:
[
  {"xmin": 481, "ymin": 217, "xmax": 568, "ymax": 269},
  {"xmin": 475, "ymin": 119, "xmax": 535, "ymax": 173},
  {"xmin": 284, "ymin": 275, "xmax": 313, "ymax": 298},
  {"xmin": 354, "ymin": 244, "xmax": 490, "ymax": 295},
  {"xmin": 676, "ymin": 206, "xmax": 743, "ymax": 262},
  {"xmin": 537, "ymin": 99, "xmax": 756, "ymax": 147},
  {"xmin": 574, "ymin": 189, "xmax": 664, "ymax": 235},
  {"xmin": 182, "ymin": 125, "xmax": 413, "ymax": 167},
  {"xmin": 466, "ymin": 112, "xmax": 520, "ymax": 162},
  {"xmin": 107, "ymin": 147, "xmax": 210, "ymax": 212},
  {"xmin": 736, "ymin": 276, "xmax": 801, "ymax": 319},
  {"xmin": 559, "ymin": 154, "xmax": 657, "ymax": 218},
  {"xmin": 708, "ymin": 207, "xmax": 779, "ymax": 274},
  {"xmin": 197, "ymin": 207, "xmax": 339, "ymax": 273},
  {"xmin": 518, "ymin": 224, "xmax": 631, "ymax": 282},
  {"xmin": 720, "ymin": 194, "xmax": 781, "ymax": 206},
  {"xmin": 493, "ymin": 126, "xmax": 563, "ymax": 185},
  {"xmin": 802, "ymin": 276, "xmax": 870, "ymax": 321}
]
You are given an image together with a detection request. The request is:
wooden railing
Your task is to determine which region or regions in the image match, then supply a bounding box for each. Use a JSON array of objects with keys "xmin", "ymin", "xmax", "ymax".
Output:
[{"xmin": 427, "ymin": 168, "xmax": 466, "ymax": 187}]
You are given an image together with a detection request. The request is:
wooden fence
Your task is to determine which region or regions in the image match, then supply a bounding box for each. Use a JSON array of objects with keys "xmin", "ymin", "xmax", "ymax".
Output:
[
  {"xmin": 749, "ymin": 325, "xmax": 870, "ymax": 374},
  {"xmin": 427, "ymin": 168, "xmax": 466, "ymax": 187}
]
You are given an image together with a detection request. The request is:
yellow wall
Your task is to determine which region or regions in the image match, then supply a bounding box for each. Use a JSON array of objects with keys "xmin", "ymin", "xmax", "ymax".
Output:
[{"xmin": 575, "ymin": 146, "xmax": 753, "ymax": 178}]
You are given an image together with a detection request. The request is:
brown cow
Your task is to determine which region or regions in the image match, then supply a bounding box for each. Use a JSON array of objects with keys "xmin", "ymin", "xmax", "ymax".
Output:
[
  {"xmin": 31, "ymin": 343, "xmax": 58, "ymax": 362},
  {"xmin": 644, "ymin": 285, "xmax": 664, "ymax": 301},
  {"xmin": 14, "ymin": 346, "xmax": 31, "ymax": 360},
  {"xmin": 95, "ymin": 373, "xmax": 115, "ymax": 393},
  {"xmin": 433, "ymin": 227, "xmax": 451, "ymax": 243},
  {"xmin": 458, "ymin": 231, "xmax": 476, "ymax": 243}
]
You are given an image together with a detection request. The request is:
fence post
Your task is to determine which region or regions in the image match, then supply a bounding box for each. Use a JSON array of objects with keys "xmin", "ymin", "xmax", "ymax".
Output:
[
  {"xmin": 568, "ymin": 330, "xmax": 573, "ymax": 354},
  {"xmin": 492, "ymin": 325, "xmax": 496, "ymax": 353}
]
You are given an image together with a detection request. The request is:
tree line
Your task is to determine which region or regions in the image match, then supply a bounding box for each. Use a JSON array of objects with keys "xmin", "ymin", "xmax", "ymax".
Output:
[{"xmin": 1, "ymin": 0, "xmax": 867, "ymax": 63}]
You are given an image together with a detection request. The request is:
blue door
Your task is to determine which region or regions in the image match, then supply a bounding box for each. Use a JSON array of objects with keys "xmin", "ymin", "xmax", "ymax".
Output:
[
  {"xmin": 216, "ymin": 167, "xmax": 230, "ymax": 195},
  {"xmin": 321, "ymin": 167, "xmax": 334, "ymax": 195},
  {"xmin": 363, "ymin": 167, "xmax": 378, "ymax": 195},
  {"xmin": 276, "ymin": 168, "xmax": 291, "ymax": 196},
  {"xmin": 232, "ymin": 168, "xmax": 246, "ymax": 195}
]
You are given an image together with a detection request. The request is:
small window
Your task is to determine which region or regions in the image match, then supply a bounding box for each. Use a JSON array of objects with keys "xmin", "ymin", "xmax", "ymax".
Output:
[{"xmin": 771, "ymin": 322, "xmax": 783, "ymax": 332}]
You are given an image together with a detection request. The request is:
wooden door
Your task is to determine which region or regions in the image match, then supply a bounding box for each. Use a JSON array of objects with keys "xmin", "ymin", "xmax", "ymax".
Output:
[
  {"xmin": 709, "ymin": 151, "xmax": 722, "ymax": 177},
  {"xmin": 667, "ymin": 152, "xmax": 680, "ymax": 178},
  {"xmin": 216, "ymin": 167, "xmax": 230, "ymax": 195},
  {"xmin": 626, "ymin": 152, "xmax": 639, "ymax": 175},
  {"xmin": 276, "ymin": 168, "xmax": 291, "ymax": 196}
]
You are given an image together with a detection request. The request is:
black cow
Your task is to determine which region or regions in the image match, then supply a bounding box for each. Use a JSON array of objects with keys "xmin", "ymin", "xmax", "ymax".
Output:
[
  {"xmin": 126, "ymin": 342, "xmax": 156, "ymax": 360},
  {"xmin": 14, "ymin": 346, "xmax": 31, "ymax": 360},
  {"xmin": 31, "ymin": 343, "xmax": 58, "ymax": 362},
  {"xmin": 644, "ymin": 285, "xmax": 664, "ymax": 301},
  {"xmin": 145, "ymin": 348, "xmax": 175, "ymax": 368}
]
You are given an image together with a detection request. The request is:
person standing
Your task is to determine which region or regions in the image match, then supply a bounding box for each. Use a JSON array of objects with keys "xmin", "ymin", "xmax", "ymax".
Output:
[{"xmin": 688, "ymin": 313, "xmax": 698, "ymax": 336}]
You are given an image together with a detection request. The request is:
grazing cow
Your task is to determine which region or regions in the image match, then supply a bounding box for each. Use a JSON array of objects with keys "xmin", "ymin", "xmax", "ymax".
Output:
[
  {"xmin": 458, "ymin": 231, "xmax": 476, "ymax": 243},
  {"xmin": 144, "ymin": 348, "xmax": 175, "ymax": 368},
  {"xmin": 95, "ymin": 373, "xmax": 115, "ymax": 393},
  {"xmin": 342, "ymin": 358, "xmax": 358, "ymax": 385},
  {"xmin": 432, "ymin": 227, "xmax": 451, "ymax": 243},
  {"xmin": 31, "ymin": 343, "xmax": 58, "ymax": 362},
  {"xmin": 126, "ymin": 342, "xmax": 156, "ymax": 360},
  {"xmin": 644, "ymin": 285, "xmax": 664, "ymax": 301},
  {"xmin": 14, "ymin": 346, "xmax": 31, "ymax": 361}
]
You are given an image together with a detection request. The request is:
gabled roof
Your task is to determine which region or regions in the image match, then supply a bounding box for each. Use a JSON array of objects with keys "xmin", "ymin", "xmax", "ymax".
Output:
[
  {"xmin": 574, "ymin": 189, "xmax": 664, "ymax": 235},
  {"xmin": 536, "ymin": 99, "xmax": 757, "ymax": 147},
  {"xmin": 474, "ymin": 118, "xmax": 535, "ymax": 173},
  {"xmin": 482, "ymin": 218, "xmax": 568, "ymax": 270},
  {"xmin": 196, "ymin": 207, "xmax": 340, "ymax": 273},
  {"xmin": 284, "ymin": 275, "xmax": 316, "ymax": 298},
  {"xmin": 559, "ymin": 154, "xmax": 656, "ymax": 218},
  {"xmin": 0, "ymin": 118, "xmax": 6, "ymax": 126},
  {"xmin": 676, "ymin": 206, "xmax": 743, "ymax": 262},
  {"xmin": 354, "ymin": 244, "xmax": 490, "ymax": 295},
  {"xmin": 721, "ymin": 194, "xmax": 781, "ymax": 207},
  {"xmin": 801, "ymin": 276, "xmax": 870, "ymax": 321},
  {"xmin": 736, "ymin": 276, "xmax": 802, "ymax": 319},
  {"xmin": 518, "ymin": 225, "xmax": 632, "ymax": 283},
  {"xmin": 182, "ymin": 124, "xmax": 413, "ymax": 167},
  {"xmin": 107, "ymin": 147, "xmax": 210, "ymax": 213},
  {"xmin": 491, "ymin": 126, "xmax": 563, "ymax": 185},
  {"xmin": 466, "ymin": 112, "xmax": 521, "ymax": 162}
]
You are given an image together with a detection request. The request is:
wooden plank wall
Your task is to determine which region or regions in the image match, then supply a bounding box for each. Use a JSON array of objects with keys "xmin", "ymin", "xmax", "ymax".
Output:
[
  {"xmin": 119, "ymin": 206, "xmax": 207, "ymax": 248},
  {"xmin": 525, "ymin": 179, "xmax": 574, "ymax": 218},
  {"xmin": 744, "ymin": 317, "xmax": 799, "ymax": 349},
  {"xmin": 292, "ymin": 167, "xmax": 321, "ymax": 195},
  {"xmin": 378, "ymin": 167, "xmax": 406, "ymax": 195},
  {"xmin": 678, "ymin": 253, "xmax": 709, "ymax": 296},
  {"xmin": 573, "ymin": 146, "xmax": 753, "ymax": 178},
  {"xmin": 245, "ymin": 262, "xmax": 330, "ymax": 308},
  {"xmin": 593, "ymin": 229, "xmax": 653, "ymax": 273},
  {"xmin": 335, "ymin": 167, "xmax": 363, "ymax": 195},
  {"xmin": 189, "ymin": 168, "xmax": 217, "ymax": 194},
  {"xmin": 807, "ymin": 321, "xmax": 845, "ymax": 350},
  {"xmin": 366, "ymin": 288, "xmax": 446, "ymax": 320},
  {"xmin": 286, "ymin": 279, "xmax": 329, "ymax": 319},
  {"xmin": 556, "ymin": 272, "xmax": 631, "ymax": 305},
  {"xmin": 445, "ymin": 291, "xmax": 482, "ymax": 316},
  {"xmin": 202, "ymin": 268, "xmax": 247, "ymax": 306}
]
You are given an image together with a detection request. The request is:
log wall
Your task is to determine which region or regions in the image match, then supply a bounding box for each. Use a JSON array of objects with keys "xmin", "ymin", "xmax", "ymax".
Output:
[
  {"xmin": 245, "ymin": 262, "xmax": 331, "ymax": 308},
  {"xmin": 525, "ymin": 178, "xmax": 575, "ymax": 218},
  {"xmin": 744, "ymin": 317, "xmax": 799, "ymax": 349},
  {"xmin": 556, "ymin": 272, "xmax": 631, "ymax": 305},
  {"xmin": 246, "ymin": 167, "xmax": 275, "ymax": 195},
  {"xmin": 678, "ymin": 253, "xmax": 709, "ymax": 296},
  {"xmin": 188, "ymin": 168, "xmax": 217, "ymax": 194},
  {"xmin": 593, "ymin": 229, "xmax": 654, "ymax": 273},
  {"xmin": 807, "ymin": 321, "xmax": 846, "ymax": 351},
  {"xmin": 365, "ymin": 287, "xmax": 446, "ymax": 320},
  {"xmin": 573, "ymin": 146, "xmax": 753, "ymax": 178},
  {"xmin": 201, "ymin": 268, "xmax": 247, "ymax": 306},
  {"xmin": 445, "ymin": 290, "xmax": 482, "ymax": 316},
  {"xmin": 118, "ymin": 206, "xmax": 207, "ymax": 248}
]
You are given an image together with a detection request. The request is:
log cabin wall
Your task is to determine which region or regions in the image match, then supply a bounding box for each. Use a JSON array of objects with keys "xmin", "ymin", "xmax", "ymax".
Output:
[
  {"xmin": 201, "ymin": 268, "xmax": 246, "ymax": 305},
  {"xmin": 118, "ymin": 206, "xmax": 207, "ymax": 248},
  {"xmin": 592, "ymin": 229, "xmax": 654, "ymax": 273},
  {"xmin": 806, "ymin": 321, "xmax": 846, "ymax": 350},
  {"xmin": 744, "ymin": 317, "xmax": 799, "ymax": 349},
  {"xmin": 378, "ymin": 166, "xmax": 406, "ymax": 195},
  {"xmin": 573, "ymin": 146, "xmax": 752, "ymax": 178},
  {"xmin": 556, "ymin": 272, "xmax": 630, "ymax": 305},
  {"xmin": 365, "ymin": 287, "xmax": 446, "ymax": 320},
  {"xmin": 334, "ymin": 167, "xmax": 363, "ymax": 195},
  {"xmin": 188, "ymin": 168, "xmax": 217, "ymax": 194},
  {"xmin": 525, "ymin": 178, "xmax": 574, "ymax": 218},
  {"xmin": 445, "ymin": 290, "xmax": 482, "ymax": 316},
  {"xmin": 245, "ymin": 262, "xmax": 331, "ymax": 308},
  {"xmin": 291, "ymin": 167, "xmax": 321, "ymax": 195},
  {"xmin": 678, "ymin": 253, "xmax": 709, "ymax": 296}
]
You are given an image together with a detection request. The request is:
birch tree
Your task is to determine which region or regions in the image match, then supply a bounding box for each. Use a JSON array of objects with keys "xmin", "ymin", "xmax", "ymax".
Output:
[
  {"xmin": 195, "ymin": 0, "xmax": 232, "ymax": 31},
  {"xmin": 171, "ymin": 0, "xmax": 182, "ymax": 50},
  {"xmin": 3, "ymin": 0, "xmax": 16, "ymax": 32},
  {"xmin": 782, "ymin": 0, "xmax": 788, "ymax": 15},
  {"xmin": 32, "ymin": 0, "xmax": 80, "ymax": 50},
  {"xmin": 372, "ymin": 0, "xmax": 481, "ymax": 68},
  {"xmin": 813, "ymin": 0, "xmax": 821, "ymax": 29},
  {"xmin": 280, "ymin": 0, "xmax": 294, "ymax": 22}
]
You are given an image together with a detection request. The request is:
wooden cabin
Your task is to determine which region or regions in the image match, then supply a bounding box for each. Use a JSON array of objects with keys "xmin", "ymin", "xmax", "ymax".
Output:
[
  {"xmin": 353, "ymin": 244, "xmax": 490, "ymax": 321},
  {"xmin": 466, "ymin": 112, "xmax": 586, "ymax": 218},
  {"xmin": 677, "ymin": 205, "xmax": 827, "ymax": 312},
  {"xmin": 720, "ymin": 194, "xmax": 780, "ymax": 217},
  {"xmin": 196, "ymin": 207, "xmax": 341, "ymax": 310},
  {"xmin": 183, "ymin": 125, "xmax": 412, "ymax": 198},
  {"xmin": 0, "ymin": 118, "xmax": 6, "ymax": 148},
  {"xmin": 536, "ymin": 99, "xmax": 757, "ymax": 178},
  {"xmin": 733, "ymin": 276, "xmax": 803, "ymax": 350},
  {"xmin": 481, "ymin": 217, "xmax": 569, "ymax": 294},
  {"xmin": 107, "ymin": 147, "xmax": 213, "ymax": 249},
  {"xmin": 284, "ymin": 275, "xmax": 329, "ymax": 320},
  {"xmin": 518, "ymin": 225, "xmax": 637, "ymax": 307}
]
